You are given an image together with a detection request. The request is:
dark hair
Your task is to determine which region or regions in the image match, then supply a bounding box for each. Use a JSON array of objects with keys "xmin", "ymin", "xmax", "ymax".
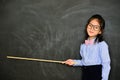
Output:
[{"xmin": 83, "ymin": 14, "xmax": 105, "ymax": 43}]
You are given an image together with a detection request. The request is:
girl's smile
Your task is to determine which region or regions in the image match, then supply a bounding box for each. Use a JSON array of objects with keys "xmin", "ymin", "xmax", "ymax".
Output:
[{"xmin": 89, "ymin": 30, "xmax": 94, "ymax": 34}]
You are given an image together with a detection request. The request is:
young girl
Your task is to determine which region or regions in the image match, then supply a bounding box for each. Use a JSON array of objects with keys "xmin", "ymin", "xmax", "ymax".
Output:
[{"xmin": 63, "ymin": 14, "xmax": 111, "ymax": 80}]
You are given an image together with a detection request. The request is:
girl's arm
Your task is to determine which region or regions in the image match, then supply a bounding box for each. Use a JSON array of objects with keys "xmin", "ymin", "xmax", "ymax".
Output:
[
  {"xmin": 100, "ymin": 41, "xmax": 111, "ymax": 80},
  {"xmin": 63, "ymin": 59, "xmax": 82, "ymax": 66}
]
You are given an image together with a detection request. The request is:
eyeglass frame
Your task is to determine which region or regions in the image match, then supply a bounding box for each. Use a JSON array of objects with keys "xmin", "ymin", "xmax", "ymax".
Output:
[{"xmin": 87, "ymin": 23, "xmax": 101, "ymax": 31}]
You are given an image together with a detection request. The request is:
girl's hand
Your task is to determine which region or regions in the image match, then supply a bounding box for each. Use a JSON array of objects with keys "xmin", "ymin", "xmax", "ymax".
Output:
[{"xmin": 62, "ymin": 59, "xmax": 75, "ymax": 66}]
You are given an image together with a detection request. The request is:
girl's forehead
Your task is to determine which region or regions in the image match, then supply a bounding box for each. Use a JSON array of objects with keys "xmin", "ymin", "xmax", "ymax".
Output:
[{"xmin": 90, "ymin": 19, "xmax": 100, "ymax": 25}]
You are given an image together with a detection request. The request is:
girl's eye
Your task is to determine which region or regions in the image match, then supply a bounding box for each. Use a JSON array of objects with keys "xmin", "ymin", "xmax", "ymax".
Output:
[
  {"xmin": 95, "ymin": 27, "xmax": 98, "ymax": 29},
  {"xmin": 94, "ymin": 26, "xmax": 100, "ymax": 30}
]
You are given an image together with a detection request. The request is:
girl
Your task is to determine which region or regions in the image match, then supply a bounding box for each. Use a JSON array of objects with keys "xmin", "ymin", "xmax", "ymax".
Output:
[{"xmin": 63, "ymin": 14, "xmax": 111, "ymax": 80}]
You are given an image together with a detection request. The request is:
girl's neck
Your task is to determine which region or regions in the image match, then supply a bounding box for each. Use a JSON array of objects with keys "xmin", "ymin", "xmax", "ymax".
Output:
[{"xmin": 88, "ymin": 36, "xmax": 96, "ymax": 40}]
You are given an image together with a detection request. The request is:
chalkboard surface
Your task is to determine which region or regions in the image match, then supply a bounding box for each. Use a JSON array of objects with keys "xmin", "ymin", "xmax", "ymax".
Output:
[{"xmin": 0, "ymin": 0, "xmax": 120, "ymax": 80}]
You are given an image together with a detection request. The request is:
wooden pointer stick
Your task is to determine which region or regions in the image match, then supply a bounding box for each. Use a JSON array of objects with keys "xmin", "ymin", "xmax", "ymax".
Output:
[{"xmin": 7, "ymin": 56, "xmax": 65, "ymax": 64}]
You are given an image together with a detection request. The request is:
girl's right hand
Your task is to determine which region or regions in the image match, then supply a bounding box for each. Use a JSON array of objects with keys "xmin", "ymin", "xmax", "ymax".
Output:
[{"xmin": 62, "ymin": 59, "xmax": 75, "ymax": 66}]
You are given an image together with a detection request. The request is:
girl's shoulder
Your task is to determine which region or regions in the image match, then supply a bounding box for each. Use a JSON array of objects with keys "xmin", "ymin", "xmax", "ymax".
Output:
[
  {"xmin": 80, "ymin": 40, "xmax": 109, "ymax": 48},
  {"xmin": 98, "ymin": 41, "xmax": 108, "ymax": 48}
]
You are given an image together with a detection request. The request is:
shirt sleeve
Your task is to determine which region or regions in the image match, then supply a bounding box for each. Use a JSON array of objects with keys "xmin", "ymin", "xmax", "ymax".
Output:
[
  {"xmin": 99, "ymin": 41, "xmax": 111, "ymax": 80},
  {"xmin": 73, "ymin": 59, "xmax": 83, "ymax": 66}
]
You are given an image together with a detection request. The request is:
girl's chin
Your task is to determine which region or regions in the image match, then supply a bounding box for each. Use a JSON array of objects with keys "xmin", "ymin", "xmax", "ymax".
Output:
[{"xmin": 88, "ymin": 34, "xmax": 94, "ymax": 36}]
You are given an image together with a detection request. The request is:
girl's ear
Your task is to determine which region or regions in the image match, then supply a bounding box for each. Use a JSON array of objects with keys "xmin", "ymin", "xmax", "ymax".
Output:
[{"xmin": 98, "ymin": 31, "xmax": 102, "ymax": 34}]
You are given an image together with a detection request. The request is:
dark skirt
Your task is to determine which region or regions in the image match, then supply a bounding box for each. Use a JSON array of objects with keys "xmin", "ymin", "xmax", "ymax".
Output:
[{"xmin": 82, "ymin": 65, "xmax": 102, "ymax": 80}]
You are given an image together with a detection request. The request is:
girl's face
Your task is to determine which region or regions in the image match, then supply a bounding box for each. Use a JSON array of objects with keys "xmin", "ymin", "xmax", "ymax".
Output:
[{"xmin": 87, "ymin": 19, "xmax": 101, "ymax": 39}]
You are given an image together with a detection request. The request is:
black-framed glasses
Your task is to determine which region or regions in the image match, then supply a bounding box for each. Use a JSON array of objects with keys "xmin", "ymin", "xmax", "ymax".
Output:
[{"xmin": 87, "ymin": 23, "xmax": 100, "ymax": 31}]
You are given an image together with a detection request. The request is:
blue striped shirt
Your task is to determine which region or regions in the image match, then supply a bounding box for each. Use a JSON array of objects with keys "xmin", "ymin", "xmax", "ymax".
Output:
[{"xmin": 73, "ymin": 40, "xmax": 111, "ymax": 80}]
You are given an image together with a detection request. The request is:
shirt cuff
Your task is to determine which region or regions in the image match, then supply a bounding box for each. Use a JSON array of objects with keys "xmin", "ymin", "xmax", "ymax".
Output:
[{"xmin": 73, "ymin": 60, "xmax": 82, "ymax": 66}]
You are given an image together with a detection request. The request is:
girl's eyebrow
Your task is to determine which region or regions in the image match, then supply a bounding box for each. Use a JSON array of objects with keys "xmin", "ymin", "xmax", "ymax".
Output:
[{"xmin": 89, "ymin": 23, "xmax": 100, "ymax": 26}]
